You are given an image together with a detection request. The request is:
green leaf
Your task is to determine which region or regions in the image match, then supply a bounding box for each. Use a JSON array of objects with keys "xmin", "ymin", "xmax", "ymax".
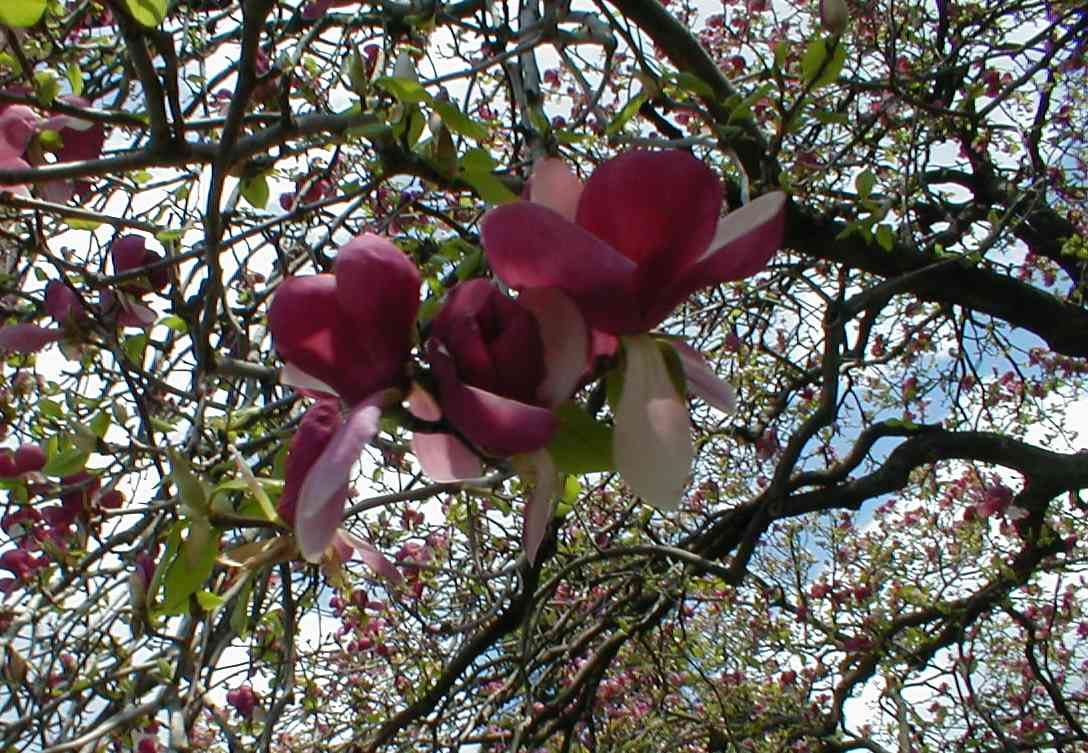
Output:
[
  {"xmin": 460, "ymin": 149, "xmax": 516, "ymax": 204},
  {"xmin": 66, "ymin": 64, "xmax": 83, "ymax": 97},
  {"xmin": 195, "ymin": 590, "xmax": 226, "ymax": 611},
  {"xmin": 42, "ymin": 446, "xmax": 88, "ymax": 477},
  {"xmin": 855, "ymin": 170, "xmax": 875, "ymax": 200},
  {"xmin": 123, "ymin": 334, "xmax": 146, "ymax": 365},
  {"xmin": 431, "ymin": 99, "xmax": 488, "ymax": 140},
  {"xmin": 158, "ymin": 315, "xmax": 188, "ymax": 333},
  {"xmin": 89, "ymin": 411, "xmax": 111, "ymax": 438},
  {"xmin": 0, "ymin": 0, "xmax": 47, "ymax": 28},
  {"xmin": 240, "ymin": 173, "xmax": 270, "ymax": 209},
  {"xmin": 158, "ymin": 520, "xmax": 219, "ymax": 614},
  {"xmin": 122, "ymin": 0, "xmax": 167, "ymax": 28},
  {"xmin": 605, "ymin": 92, "xmax": 648, "ymax": 135},
  {"xmin": 168, "ymin": 450, "xmax": 209, "ymax": 516},
  {"xmin": 375, "ymin": 76, "xmax": 430, "ymax": 104},
  {"xmin": 33, "ymin": 70, "xmax": 60, "ymax": 107},
  {"xmin": 547, "ymin": 402, "xmax": 615, "ymax": 474},
  {"xmin": 801, "ymin": 38, "xmax": 846, "ymax": 89},
  {"xmin": 875, "ymin": 223, "xmax": 896, "ymax": 252},
  {"xmin": 231, "ymin": 449, "xmax": 281, "ymax": 524},
  {"xmin": 669, "ymin": 72, "xmax": 715, "ymax": 99},
  {"xmin": 155, "ymin": 229, "xmax": 184, "ymax": 243},
  {"xmin": 37, "ymin": 398, "xmax": 63, "ymax": 419}
]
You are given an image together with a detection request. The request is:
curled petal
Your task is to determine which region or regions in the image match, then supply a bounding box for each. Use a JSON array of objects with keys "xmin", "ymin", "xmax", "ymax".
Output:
[
  {"xmin": 335, "ymin": 530, "xmax": 404, "ymax": 586},
  {"xmin": 529, "ymin": 157, "xmax": 583, "ymax": 222},
  {"xmin": 429, "ymin": 341, "xmax": 558, "ymax": 455},
  {"xmin": 411, "ymin": 432, "xmax": 482, "ymax": 482},
  {"xmin": 658, "ymin": 192, "xmax": 786, "ymax": 320},
  {"xmin": 296, "ymin": 397, "xmax": 384, "ymax": 562},
  {"xmin": 0, "ymin": 106, "xmax": 38, "ymax": 160},
  {"xmin": 406, "ymin": 382, "xmax": 442, "ymax": 422},
  {"xmin": 671, "ymin": 340, "xmax": 737, "ymax": 414},
  {"xmin": 614, "ymin": 336, "xmax": 692, "ymax": 511},
  {"xmin": 278, "ymin": 401, "xmax": 343, "ymax": 526},
  {"xmin": 0, "ymin": 324, "xmax": 63, "ymax": 353},
  {"xmin": 517, "ymin": 287, "xmax": 589, "ymax": 407},
  {"xmin": 481, "ymin": 202, "xmax": 640, "ymax": 333},
  {"xmin": 521, "ymin": 450, "xmax": 558, "ymax": 564}
]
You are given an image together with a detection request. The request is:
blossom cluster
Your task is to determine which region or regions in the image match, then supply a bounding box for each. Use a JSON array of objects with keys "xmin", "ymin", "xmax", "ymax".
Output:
[{"xmin": 269, "ymin": 150, "xmax": 785, "ymax": 566}]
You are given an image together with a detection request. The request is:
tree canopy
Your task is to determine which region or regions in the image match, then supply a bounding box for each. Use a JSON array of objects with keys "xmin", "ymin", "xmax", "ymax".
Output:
[{"xmin": 0, "ymin": 0, "xmax": 1086, "ymax": 751}]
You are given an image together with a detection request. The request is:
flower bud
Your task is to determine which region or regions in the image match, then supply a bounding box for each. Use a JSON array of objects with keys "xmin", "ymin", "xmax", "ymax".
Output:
[{"xmin": 820, "ymin": 0, "xmax": 848, "ymax": 35}]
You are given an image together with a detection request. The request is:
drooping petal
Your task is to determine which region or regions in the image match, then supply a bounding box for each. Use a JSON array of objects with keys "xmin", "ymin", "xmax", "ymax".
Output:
[
  {"xmin": 296, "ymin": 397, "xmax": 384, "ymax": 562},
  {"xmin": 575, "ymin": 150, "xmax": 721, "ymax": 272},
  {"xmin": 411, "ymin": 432, "xmax": 482, "ymax": 482},
  {"xmin": 481, "ymin": 202, "xmax": 640, "ymax": 333},
  {"xmin": 521, "ymin": 450, "xmax": 558, "ymax": 564},
  {"xmin": 671, "ymin": 340, "xmax": 737, "ymax": 414},
  {"xmin": 335, "ymin": 529, "xmax": 405, "ymax": 585},
  {"xmin": 429, "ymin": 341, "xmax": 558, "ymax": 455},
  {"xmin": 529, "ymin": 157, "xmax": 583, "ymax": 222},
  {"xmin": 0, "ymin": 324, "xmax": 63, "ymax": 353},
  {"xmin": 517, "ymin": 288, "xmax": 588, "ymax": 407},
  {"xmin": 0, "ymin": 105, "xmax": 38, "ymax": 160},
  {"xmin": 614, "ymin": 335, "xmax": 692, "ymax": 511},
  {"xmin": 278, "ymin": 400, "xmax": 343, "ymax": 526},
  {"xmin": 656, "ymin": 192, "xmax": 786, "ymax": 322}
]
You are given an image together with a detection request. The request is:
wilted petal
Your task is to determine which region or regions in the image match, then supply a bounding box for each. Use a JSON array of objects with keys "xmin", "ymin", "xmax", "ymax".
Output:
[
  {"xmin": 118, "ymin": 297, "xmax": 156, "ymax": 328},
  {"xmin": 0, "ymin": 324, "xmax": 63, "ymax": 353},
  {"xmin": 296, "ymin": 397, "xmax": 384, "ymax": 562},
  {"xmin": 575, "ymin": 150, "xmax": 720, "ymax": 272},
  {"xmin": 659, "ymin": 192, "xmax": 786, "ymax": 319},
  {"xmin": 671, "ymin": 340, "xmax": 737, "ymax": 414},
  {"xmin": 521, "ymin": 450, "xmax": 558, "ymax": 564},
  {"xmin": 429, "ymin": 341, "xmax": 558, "ymax": 455},
  {"xmin": 482, "ymin": 202, "xmax": 640, "ymax": 333},
  {"xmin": 529, "ymin": 157, "xmax": 583, "ymax": 222},
  {"xmin": 336, "ymin": 529, "xmax": 404, "ymax": 585},
  {"xmin": 517, "ymin": 288, "xmax": 588, "ymax": 407},
  {"xmin": 411, "ymin": 432, "xmax": 482, "ymax": 482},
  {"xmin": 614, "ymin": 335, "xmax": 692, "ymax": 511}
]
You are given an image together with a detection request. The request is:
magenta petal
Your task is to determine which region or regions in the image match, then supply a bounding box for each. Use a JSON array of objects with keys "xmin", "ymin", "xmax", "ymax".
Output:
[
  {"xmin": 278, "ymin": 401, "xmax": 343, "ymax": 526},
  {"xmin": 429, "ymin": 342, "xmax": 557, "ymax": 455},
  {"xmin": 336, "ymin": 530, "xmax": 404, "ymax": 585},
  {"xmin": 296, "ymin": 397, "xmax": 384, "ymax": 562},
  {"xmin": 517, "ymin": 288, "xmax": 588, "ymax": 407},
  {"xmin": 46, "ymin": 281, "xmax": 84, "ymax": 325},
  {"xmin": 529, "ymin": 158, "xmax": 583, "ymax": 222},
  {"xmin": 658, "ymin": 192, "xmax": 786, "ymax": 319},
  {"xmin": 576, "ymin": 150, "xmax": 721, "ymax": 272},
  {"xmin": 111, "ymin": 236, "xmax": 148, "ymax": 275},
  {"xmin": 0, "ymin": 324, "xmax": 63, "ymax": 353},
  {"xmin": 671, "ymin": 340, "xmax": 737, "ymax": 414},
  {"xmin": 481, "ymin": 202, "xmax": 640, "ymax": 333},
  {"xmin": 0, "ymin": 105, "xmax": 38, "ymax": 160},
  {"xmin": 412, "ymin": 431, "xmax": 482, "ymax": 482},
  {"xmin": 521, "ymin": 450, "xmax": 558, "ymax": 564}
]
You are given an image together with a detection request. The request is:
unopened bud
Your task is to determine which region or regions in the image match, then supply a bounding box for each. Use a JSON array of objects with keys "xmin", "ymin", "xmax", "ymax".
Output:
[{"xmin": 820, "ymin": 0, "xmax": 848, "ymax": 35}]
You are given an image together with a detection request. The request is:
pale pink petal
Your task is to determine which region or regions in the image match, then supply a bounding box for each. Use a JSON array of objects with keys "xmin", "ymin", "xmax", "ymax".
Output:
[
  {"xmin": 522, "ymin": 450, "xmax": 558, "ymax": 564},
  {"xmin": 0, "ymin": 156, "xmax": 32, "ymax": 195},
  {"xmin": 411, "ymin": 432, "xmax": 482, "ymax": 482},
  {"xmin": 296, "ymin": 396, "xmax": 384, "ymax": 562},
  {"xmin": 280, "ymin": 362, "xmax": 338, "ymax": 397},
  {"xmin": 614, "ymin": 336, "xmax": 692, "ymax": 511},
  {"xmin": 671, "ymin": 340, "xmax": 737, "ymax": 414},
  {"xmin": 529, "ymin": 157, "xmax": 583, "ymax": 222},
  {"xmin": 0, "ymin": 324, "xmax": 63, "ymax": 353},
  {"xmin": 517, "ymin": 288, "xmax": 588, "ymax": 407},
  {"xmin": 406, "ymin": 382, "xmax": 442, "ymax": 422},
  {"xmin": 335, "ymin": 529, "xmax": 404, "ymax": 585},
  {"xmin": 118, "ymin": 297, "xmax": 156, "ymax": 328},
  {"xmin": 39, "ymin": 180, "xmax": 74, "ymax": 204}
]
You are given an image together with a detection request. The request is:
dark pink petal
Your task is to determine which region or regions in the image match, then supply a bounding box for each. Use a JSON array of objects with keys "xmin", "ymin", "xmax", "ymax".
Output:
[
  {"xmin": 529, "ymin": 157, "xmax": 583, "ymax": 222},
  {"xmin": 671, "ymin": 340, "xmax": 737, "ymax": 414},
  {"xmin": 111, "ymin": 235, "xmax": 148, "ymax": 275},
  {"xmin": 0, "ymin": 324, "xmax": 63, "ymax": 353},
  {"xmin": 336, "ymin": 530, "xmax": 404, "ymax": 586},
  {"xmin": 481, "ymin": 202, "xmax": 640, "ymax": 333},
  {"xmin": 296, "ymin": 397, "xmax": 384, "ymax": 562},
  {"xmin": 517, "ymin": 288, "xmax": 588, "ymax": 407},
  {"xmin": 278, "ymin": 401, "xmax": 343, "ymax": 526},
  {"xmin": 521, "ymin": 450, "xmax": 558, "ymax": 564},
  {"xmin": 0, "ymin": 156, "xmax": 32, "ymax": 195},
  {"xmin": 0, "ymin": 105, "xmax": 38, "ymax": 161},
  {"xmin": 656, "ymin": 192, "xmax": 786, "ymax": 321},
  {"xmin": 429, "ymin": 341, "xmax": 558, "ymax": 455},
  {"xmin": 614, "ymin": 336, "xmax": 692, "ymax": 510},
  {"xmin": 45, "ymin": 281, "xmax": 84, "ymax": 324},
  {"xmin": 411, "ymin": 431, "xmax": 482, "ymax": 482},
  {"xmin": 333, "ymin": 233, "xmax": 420, "ymax": 372},
  {"xmin": 43, "ymin": 97, "xmax": 105, "ymax": 164},
  {"xmin": 575, "ymin": 150, "xmax": 721, "ymax": 274},
  {"xmin": 13, "ymin": 444, "xmax": 46, "ymax": 474}
]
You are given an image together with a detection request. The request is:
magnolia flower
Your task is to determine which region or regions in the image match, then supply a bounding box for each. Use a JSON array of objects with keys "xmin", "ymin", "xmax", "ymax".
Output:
[
  {"xmin": 481, "ymin": 151, "xmax": 786, "ymax": 509},
  {"xmin": 39, "ymin": 96, "xmax": 106, "ymax": 203},
  {"xmin": 0, "ymin": 104, "xmax": 38, "ymax": 193},
  {"xmin": 106, "ymin": 235, "xmax": 167, "ymax": 328},
  {"xmin": 268, "ymin": 234, "xmax": 420, "ymax": 561}
]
